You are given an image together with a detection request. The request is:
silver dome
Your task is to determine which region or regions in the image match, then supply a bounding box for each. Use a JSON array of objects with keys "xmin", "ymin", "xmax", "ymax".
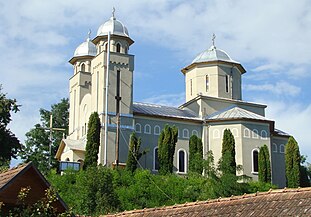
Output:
[
  {"xmin": 73, "ymin": 38, "xmax": 97, "ymax": 57},
  {"xmin": 192, "ymin": 45, "xmax": 237, "ymax": 64},
  {"xmin": 97, "ymin": 16, "xmax": 129, "ymax": 37}
]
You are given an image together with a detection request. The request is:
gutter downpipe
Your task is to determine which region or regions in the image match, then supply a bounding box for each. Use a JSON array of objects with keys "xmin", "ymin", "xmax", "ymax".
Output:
[{"xmin": 104, "ymin": 31, "xmax": 111, "ymax": 166}]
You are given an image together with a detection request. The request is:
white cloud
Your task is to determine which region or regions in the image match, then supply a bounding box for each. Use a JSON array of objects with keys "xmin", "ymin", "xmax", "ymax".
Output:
[
  {"xmin": 142, "ymin": 92, "xmax": 185, "ymax": 107},
  {"xmin": 244, "ymin": 81, "xmax": 301, "ymax": 96}
]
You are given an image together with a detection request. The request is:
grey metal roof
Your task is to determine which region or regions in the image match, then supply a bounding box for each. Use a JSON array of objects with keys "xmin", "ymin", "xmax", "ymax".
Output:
[
  {"xmin": 192, "ymin": 45, "xmax": 239, "ymax": 64},
  {"xmin": 133, "ymin": 102, "xmax": 201, "ymax": 121},
  {"xmin": 206, "ymin": 105, "xmax": 271, "ymax": 122},
  {"xmin": 274, "ymin": 129, "xmax": 290, "ymax": 137}
]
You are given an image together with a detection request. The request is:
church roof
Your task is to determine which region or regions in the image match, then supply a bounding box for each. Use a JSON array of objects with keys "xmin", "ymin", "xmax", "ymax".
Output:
[
  {"xmin": 104, "ymin": 187, "xmax": 311, "ymax": 216},
  {"xmin": 274, "ymin": 128, "xmax": 291, "ymax": 137},
  {"xmin": 206, "ymin": 105, "xmax": 271, "ymax": 122},
  {"xmin": 192, "ymin": 45, "xmax": 238, "ymax": 64},
  {"xmin": 133, "ymin": 102, "xmax": 201, "ymax": 121}
]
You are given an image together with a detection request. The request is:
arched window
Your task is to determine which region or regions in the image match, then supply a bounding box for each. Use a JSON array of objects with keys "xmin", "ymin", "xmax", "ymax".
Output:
[
  {"xmin": 244, "ymin": 128, "xmax": 250, "ymax": 138},
  {"xmin": 232, "ymin": 128, "xmax": 238, "ymax": 138},
  {"xmin": 153, "ymin": 147, "xmax": 159, "ymax": 171},
  {"xmin": 144, "ymin": 124, "xmax": 151, "ymax": 134},
  {"xmin": 252, "ymin": 129, "xmax": 259, "ymax": 139},
  {"xmin": 81, "ymin": 63, "xmax": 85, "ymax": 72},
  {"xmin": 135, "ymin": 123, "xmax": 141, "ymax": 133},
  {"xmin": 124, "ymin": 46, "xmax": 128, "ymax": 54},
  {"xmin": 272, "ymin": 143, "xmax": 277, "ymax": 152},
  {"xmin": 252, "ymin": 149, "xmax": 259, "ymax": 173},
  {"xmin": 154, "ymin": 125, "xmax": 161, "ymax": 135},
  {"xmin": 183, "ymin": 129, "xmax": 189, "ymax": 138},
  {"xmin": 192, "ymin": 130, "xmax": 198, "ymax": 136},
  {"xmin": 65, "ymin": 158, "xmax": 70, "ymax": 161},
  {"xmin": 261, "ymin": 130, "xmax": 268, "ymax": 139},
  {"xmin": 116, "ymin": 43, "xmax": 121, "ymax": 53},
  {"xmin": 104, "ymin": 42, "xmax": 108, "ymax": 51},
  {"xmin": 213, "ymin": 129, "xmax": 220, "ymax": 138},
  {"xmin": 177, "ymin": 149, "xmax": 187, "ymax": 173},
  {"xmin": 280, "ymin": 144, "xmax": 285, "ymax": 153}
]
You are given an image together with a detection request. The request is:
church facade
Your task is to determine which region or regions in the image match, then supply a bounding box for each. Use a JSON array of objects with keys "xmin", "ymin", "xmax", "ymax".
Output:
[{"xmin": 56, "ymin": 11, "xmax": 290, "ymax": 187}]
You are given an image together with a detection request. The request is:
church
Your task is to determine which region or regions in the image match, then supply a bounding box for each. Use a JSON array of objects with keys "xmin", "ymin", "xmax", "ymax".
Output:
[{"xmin": 55, "ymin": 10, "xmax": 290, "ymax": 187}]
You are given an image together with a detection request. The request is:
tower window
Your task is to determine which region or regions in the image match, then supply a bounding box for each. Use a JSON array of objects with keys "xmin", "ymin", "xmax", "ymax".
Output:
[
  {"xmin": 81, "ymin": 63, "xmax": 85, "ymax": 72},
  {"xmin": 125, "ymin": 46, "xmax": 128, "ymax": 54},
  {"xmin": 206, "ymin": 75, "xmax": 209, "ymax": 92},
  {"xmin": 116, "ymin": 43, "xmax": 121, "ymax": 53},
  {"xmin": 225, "ymin": 75, "xmax": 229, "ymax": 93},
  {"xmin": 190, "ymin": 79, "xmax": 193, "ymax": 96},
  {"xmin": 178, "ymin": 149, "xmax": 187, "ymax": 173}
]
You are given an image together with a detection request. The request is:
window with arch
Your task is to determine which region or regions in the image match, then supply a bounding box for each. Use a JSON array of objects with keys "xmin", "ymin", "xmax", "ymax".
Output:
[
  {"xmin": 183, "ymin": 129, "xmax": 189, "ymax": 138},
  {"xmin": 135, "ymin": 123, "xmax": 141, "ymax": 133},
  {"xmin": 272, "ymin": 143, "xmax": 277, "ymax": 152},
  {"xmin": 231, "ymin": 128, "xmax": 238, "ymax": 138},
  {"xmin": 177, "ymin": 149, "xmax": 187, "ymax": 173},
  {"xmin": 252, "ymin": 129, "xmax": 259, "ymax": 139},
  {"xmin": 116, "ymin": 43, "xmax": 121, "ymax": 53},
  {"xmin": 252, "ymin": 149, "xmax": 259, "ymax": 174},
  {"xmin": 124, "ymin": 46, "xmax": 128, "ymax": 54},
  {"xmin": 153, "ymin": 147, "xmax": 159, "ymax": 171},
  {"xmin": 261, "ymin": 130, "xmax": 268, "ymax": 139},
  {"xmin": 81, "ymin": 63, "xmax": 85, "ymax": 72},
  {"xmin": 244, "ymin": 128, "xmax": 250, "ymax": 138},
  {"xmin": 154, "ymin": 125, "xmax": 161, "ymax": 135},
  {"xmin": 104, "ymin": 42, "xmax": 108, "ymax": 51},
  {"xmin": 280, "ymin": 144, "xmax": 285, "ymax": 153},
  {"xmin": 213, "ymin": 129, "xmax": 220, "ymax": 139},
  {"xmin": 192, "ymin": 130, "xmax": 198, "ymax": 137},
  {"xmin": 206, "ymin": 75, "xmax": 209, "ymax": 92},
  {"xmin": 144, "ymin": 124, "xmax": 151, "ymax": 134}
]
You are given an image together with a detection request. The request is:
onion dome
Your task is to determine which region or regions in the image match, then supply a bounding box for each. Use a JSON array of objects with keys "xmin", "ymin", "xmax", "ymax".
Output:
[
  {"xmin": 73, "ymin": 33, "xmax": 96, "ymax": 57},
  {"xmin": 192, "ymin": 45, "xmax": 237, "ymax": 64},
  {"xmin": 97, "ymin": 8, "xmax": 129, "ymax": 37}
]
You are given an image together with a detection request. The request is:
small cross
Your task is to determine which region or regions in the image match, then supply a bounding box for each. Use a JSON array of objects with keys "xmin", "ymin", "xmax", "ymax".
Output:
[
  {"xmin": 87, "ymin": 29, "xmax": 91, "ymax": 39},
  {"xmin": 212, "ymin": 33, "xmax": 216, "ymax": 47},
  {"xmin": 112, "ymin": 7, "xmax": 115, "ymax": 18}
]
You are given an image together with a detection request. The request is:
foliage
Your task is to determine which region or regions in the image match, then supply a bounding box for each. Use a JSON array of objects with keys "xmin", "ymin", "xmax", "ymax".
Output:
[
  {"xmin": 189, "ymin": 135, "xmax": 203, "ymax": 174},
  {"xmin": 157, "ymin": 125, "xmax": 178, "ymax": 175},
  {"xmin": 83, "ymin": 112, "xmax": 101, "ymax": 170},
  {"xmin": 0, "ymin": 85, "xmax": 21, "ymax": 166},
  {"xmin": 1, "ymin": 186, "xmax": 72, "ymax": 217},
  {"xmin": 247, "ymin": 181, "xmax": 276, "ymax": 193},
  {"xmin": 219, "ymin": 129, "xmax": 236, "ymax": 175},
  {"xmin": 258, "ymin": 144, "xmax": 271, "ymax": 183},
  {"xmin": 19, "ymin": 98, "xmax": 69, "ymax": 174},
  {"xmin": 75, "ymin": 166, "xmax": 119, "ymax": 216},
  {"xmin": 126, "ymin": 133, "xmax": 145, "ymax": 173},
  {"xmin": 285, "ymin": 136, "xmax": 301, "ymax": 188}
]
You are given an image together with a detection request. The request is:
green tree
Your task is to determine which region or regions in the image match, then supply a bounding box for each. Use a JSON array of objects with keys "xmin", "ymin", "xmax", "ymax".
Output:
[
  {"xmin": 19, "ymin": 98, "xmax": 69, "ymax": 174},
  {"xmin": 83, "ymin": 112, "xmax": 101, "ymax": 169},
  {"xmin": 299, "ymin": 155, "xmax": 310, "ymax": 187},
  {"xmin": 258, "ymin": 144, "xmax": 271, "ymax": 183},
  {"xmin": 285, "ymin": 136, "xmax": 301, "ymax": 188},
  {"xmin": 189, "ymin": 135, "xmax": 203, "ymax": 174},
  {"xmin": 219, "ymin": 129, "xmax": 236, "ymax": 175},
  {"xmin": 126, "ymin": 133, "xmax": 145, "ymax": 173},
  {"xmin": 158, "ymin": 125, "xmax": 178, "ymax": 175},
  {"xmin": 0, "ymin": 85, "xmax": 21, "ymax": 167}
]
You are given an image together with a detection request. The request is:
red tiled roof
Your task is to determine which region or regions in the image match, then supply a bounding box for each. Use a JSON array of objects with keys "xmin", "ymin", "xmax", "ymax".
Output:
[
  {"xmin": 0, "ymin": 162, "xmax": 30, "ymax": 190},
  {"xmin": 104, "ymin": 188, "xmax": 311, "ymax": 216}
]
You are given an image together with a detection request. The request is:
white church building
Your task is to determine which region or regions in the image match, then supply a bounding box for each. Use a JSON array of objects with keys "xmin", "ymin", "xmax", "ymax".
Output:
[{"xmin": 56, "ymin": 11, "xmax": 290, "ymax": 187}]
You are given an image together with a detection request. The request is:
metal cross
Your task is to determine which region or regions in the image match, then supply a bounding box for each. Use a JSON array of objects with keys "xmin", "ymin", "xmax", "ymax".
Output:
[
  {"xmin": 87, "ymin": 29, "xmax": 91, "ymax": 40},
  {"xmin": 112, "ymin": 7, "xmax": 115, "ymax": 18},
  {"xmin": 212, "ymin": 33, "xmax": 216, "ymax": 46}
]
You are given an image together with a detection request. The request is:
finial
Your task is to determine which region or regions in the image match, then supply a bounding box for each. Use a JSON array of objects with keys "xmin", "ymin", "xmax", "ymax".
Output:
[
  {"xmin": 212, "ymin": 33, "xmax": 216, "ymax": 47},
  {"xmin": 112, "ymin": 7, "xmax": 115, "ymax": 18},
  {"xmin": 86, "ymin": 29, "xmax": 91, "ymax": 41}
]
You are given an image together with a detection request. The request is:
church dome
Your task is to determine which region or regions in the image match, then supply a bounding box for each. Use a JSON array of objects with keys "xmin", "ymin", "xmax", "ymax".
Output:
[
  {"xmin": 73, "ymin": 37, "xmax": 96, "ymax": 57},
  {"xmin": 97, "ymin": 15, "xmax": 129, "ymax": 37},
  {"xmin": 192, "ymin": 45, "xmax": 237, "ymax": 64}
]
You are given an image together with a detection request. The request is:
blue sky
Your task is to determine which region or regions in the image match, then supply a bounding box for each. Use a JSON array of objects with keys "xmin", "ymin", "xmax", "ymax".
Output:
[{"xmin": 1, "ymin": 0, "xmax": 311, "ymax": 164}]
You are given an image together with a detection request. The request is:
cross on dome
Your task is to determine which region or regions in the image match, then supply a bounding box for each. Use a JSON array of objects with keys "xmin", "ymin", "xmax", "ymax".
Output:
[
  {"xmin": 112, "ymin": 7, "xmax": 116, "ymax": 18},
  {"xmin": 87, "ymin": 29, "xmax": 91, "ymax": 41},
  {"xmin": 212, "ymin": 33, "xmax": 216, "ymax": 47}
]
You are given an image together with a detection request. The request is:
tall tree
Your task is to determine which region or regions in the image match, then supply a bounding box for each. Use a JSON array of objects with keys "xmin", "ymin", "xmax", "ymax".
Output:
[
  {"xmin": 19, "ymin": 98, "xmax": 69, "ymax": 174},
  {"xmin": 158, "ymin": 124, "xmax": 178, "ymax": 175},
  {"xmin": 285, "ymin": 136, "xmax": 301, "ymax": 188},
  {"xmin": 189, "ymin": 135, "xmax": 203, "ymax": 174},
  {"xmin": 83, "ymin": 112, "xmax": 101, "ymax": 169},
  {"xmin": 126, "ymin": 133, "xmax": 144, "ymax": 173},
  {"xmin": 219, "ymin": 129, "xmax": 236, "ymax": 176},
  {"xmin": 258, "ymin": 144, "xmax": 271, "ymax": 183},
  {"xmin": 0, "ymin": 85, "xmax": 21, "ymax": 167},
  {"xmin": 299, "ymin": 155, "xmax": 310, "ymax": 187}
]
